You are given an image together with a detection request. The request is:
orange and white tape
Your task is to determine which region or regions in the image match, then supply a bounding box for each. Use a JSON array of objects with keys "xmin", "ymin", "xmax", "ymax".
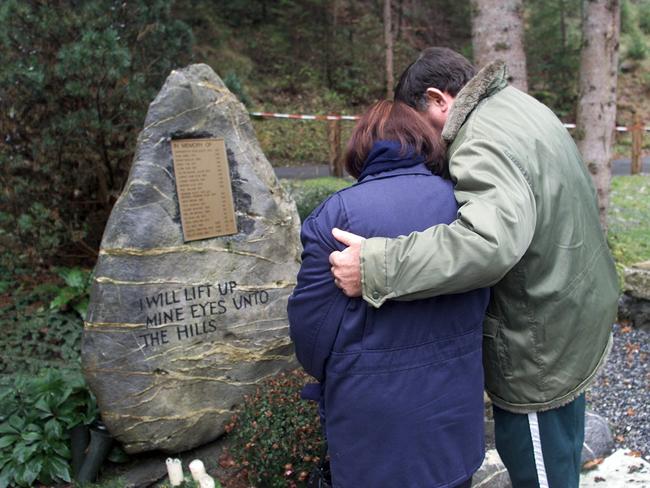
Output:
[{"xmin": 249, "ymin": 112, "xmax": 648, "ymax": 132}]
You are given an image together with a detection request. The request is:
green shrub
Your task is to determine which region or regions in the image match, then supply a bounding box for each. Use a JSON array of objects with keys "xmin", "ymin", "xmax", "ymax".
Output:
[
  {"xmin": 0, "ymin": 369, "xmax": 98, "ymax": 487},
  {"xmin": 224, "ymin": 72, "xmax": 252, "ymax": 107},
  {"xmin": 640, "ymin": 1, "xmax": 650, "ymax": 34},
  {"xmin": 49, "ymin": 267, "xmax": 92, "ymax": 319},
  {"xmin": 621, "ymin": 0, "xmax": 635, "ymax": 34},
  {"xmin": 0, "ymin": 0, "xmax": 193, "ymax": 263},
  {"xmin": 282, "ymin": 177, "xmax": 352, "ymax": 221},
  {"xmin": 229, "ymin": 369, "xmax": 323, "ymax": 488},
  {"xmin": 0, "ymin": 280, "xmax": 83, "ymax": 375},
  {"xmin": 628, "ymin": 26, "xmax": 648, "ymax": 60}
]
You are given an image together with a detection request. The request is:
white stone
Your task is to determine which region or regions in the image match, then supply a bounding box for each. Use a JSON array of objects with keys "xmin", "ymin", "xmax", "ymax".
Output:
[{"xmin": 580, "ymin": 449, "xmax": 650, "ymax": 487}]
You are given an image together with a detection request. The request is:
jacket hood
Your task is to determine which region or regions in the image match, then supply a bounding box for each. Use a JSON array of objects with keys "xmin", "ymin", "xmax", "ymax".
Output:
[
  {"xmin": 358, "ymin": 140, "xmax": 427, "ymax": 181},
  {"xmin": 442, "ymin": 61, "xmax": 508, "ymax": 143}
]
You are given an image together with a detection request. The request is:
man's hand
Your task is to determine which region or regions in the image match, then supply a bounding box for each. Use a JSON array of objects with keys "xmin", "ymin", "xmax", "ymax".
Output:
[{"xmin": 329, "ymin": 228, "xmax": 365, "ymax": 297}]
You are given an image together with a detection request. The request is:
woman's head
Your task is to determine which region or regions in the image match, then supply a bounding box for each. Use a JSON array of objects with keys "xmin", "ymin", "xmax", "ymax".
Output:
[{"xmin": 344, "ymin": 100, "xmax": 447, "ymax": 179}]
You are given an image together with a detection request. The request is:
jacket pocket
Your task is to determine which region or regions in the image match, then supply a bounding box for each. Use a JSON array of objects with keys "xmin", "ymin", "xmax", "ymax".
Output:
[{"xmin": 483, "ymin": 313, "xmax": 513, "ymax": 380}]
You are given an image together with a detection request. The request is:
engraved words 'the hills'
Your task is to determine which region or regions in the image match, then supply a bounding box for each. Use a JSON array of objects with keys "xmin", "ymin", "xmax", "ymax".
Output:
[{"xmin": 136, "ymin": 281, "xmax": 270, "ymax": 350}]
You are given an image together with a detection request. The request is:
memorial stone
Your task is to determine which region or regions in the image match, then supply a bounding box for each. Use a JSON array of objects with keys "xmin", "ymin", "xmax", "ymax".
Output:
[{"xmin": 82, "ymin": 64, "xmax": 301, "ymax": 453}]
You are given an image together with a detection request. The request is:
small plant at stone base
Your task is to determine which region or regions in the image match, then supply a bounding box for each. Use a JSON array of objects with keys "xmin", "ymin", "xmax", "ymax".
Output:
[
  {"xmin": 0, "ymin": 368, "xmax": 98, "ymax": 487},
  {"xmin": 229, "ymin": 369, "xmax": 324, "ymax": 488}
]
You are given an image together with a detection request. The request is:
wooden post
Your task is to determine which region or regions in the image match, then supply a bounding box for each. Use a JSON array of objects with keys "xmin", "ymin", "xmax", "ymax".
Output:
[
  {"xmin": 328, "ymin": 119, "xmax": 343, "ymax": 177},
  {"xmin": 630, "ymin": 114, "xmax": 643, "ymax": 175}
]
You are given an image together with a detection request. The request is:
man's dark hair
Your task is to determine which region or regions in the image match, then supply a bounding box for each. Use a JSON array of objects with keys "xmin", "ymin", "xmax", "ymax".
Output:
[{"xmin": 394, "ymin": 47, "xmax": 476, "ymax": 111}]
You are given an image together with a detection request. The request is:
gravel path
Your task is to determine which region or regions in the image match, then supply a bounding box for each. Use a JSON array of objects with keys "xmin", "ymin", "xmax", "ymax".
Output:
[{"xmin": 586, "ymin": 322, "xmax": 650, "ymax": 461}]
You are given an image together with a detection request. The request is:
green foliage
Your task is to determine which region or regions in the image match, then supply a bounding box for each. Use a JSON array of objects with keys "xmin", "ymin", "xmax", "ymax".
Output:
[
  {"xmin": 282, "ymin": 178, "xmax": 352, "ymax": 220},
  {"xmin": 621, "ymin": 0, "xmax": 635, "ymax": 34},
  {"xmin": 627, "ymin": 26, "xmax": 648, "ymax": 60},
  {"xmin": 525, "ymin": 0, "xmax": 582, "ymax": 118},
  {"xmin": 224, "ymin": 72, "xmax": 252, "ymax": 106},
  {"xmin": 0, "ymin": 369, "xmax": 98, "ymax": 487},
  {"xmin": 0, "ymin": 0, "xmax": 193, "ymax": 264},
  {"xmin": 75, "ymin": 477, "xmax": 128, "ymax": 488},
  {"xmin": 640, "ymin": 1, "xmax": 650, "ymax": 34},
  {"xmin": 50, "ymin": 267, "xmax": 92, "ymax": 319},
  {"xmin": 230, "ymin": 369, "xmax": 323, "ymax": 487},
  {"xmin": 608, "ymin": 175, "xmax": 650, "ymax": 281},
  {"xmin": 0, "ymin": 279, "xmax": 83, "ymax": 375}
]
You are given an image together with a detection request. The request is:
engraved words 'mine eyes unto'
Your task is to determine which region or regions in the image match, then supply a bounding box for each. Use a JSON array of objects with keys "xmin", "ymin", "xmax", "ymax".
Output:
[{"xmin": 136, "ymin": 281, "xmax": 270, "ymax": 350}]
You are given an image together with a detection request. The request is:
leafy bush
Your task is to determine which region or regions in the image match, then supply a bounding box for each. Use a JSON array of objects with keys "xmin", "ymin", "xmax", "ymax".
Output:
[
  {"xmin": 224, "ymin": 72, "xmax": 252, "ymax": 107},
  {"xmin": 229, "ymin": 369, "xmax": 324, "ymax": 488},
  {"xmin": 0, "ymin": 0, "xmax": 193, "ymax": 264},
  {"xmin": 282, "ymin": 177, "xmax": 352, "ymax": 221},
  {"xmin": 640, "ymin": 1, "xmax": 650, "ymax": 34},
  {"xmin": 627, "ymin": 26, "xmax": 648, "ymax": 60},
  {"xmin": 0, "ymin": 369, "xmax": 98, "ymax": 487},
  {"xmin": 0, "ymin": 280, "xmax": 83, "ymax": 375},
  {"xmin": 50, "ymin": 267, "xmax": 92, "ymax": 319},
  {"xmin": 621, "ymin": 0, "xmax": 635, "ymax": 34},
  {"xmin": 525, "ymin": 0, "xmax": 582, "ymax": 118}
]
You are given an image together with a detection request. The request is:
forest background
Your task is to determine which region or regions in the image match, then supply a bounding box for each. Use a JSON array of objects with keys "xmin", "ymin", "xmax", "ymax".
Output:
[{"xmin": 2, "ymin": 0, "xmax": 650, "ymax": 274}]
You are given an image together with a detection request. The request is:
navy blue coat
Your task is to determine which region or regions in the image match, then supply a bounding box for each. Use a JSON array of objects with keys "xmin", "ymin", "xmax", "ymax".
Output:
[{"xmin": 288, "ymin": 141, "xmax": 490, "ymax": 488}]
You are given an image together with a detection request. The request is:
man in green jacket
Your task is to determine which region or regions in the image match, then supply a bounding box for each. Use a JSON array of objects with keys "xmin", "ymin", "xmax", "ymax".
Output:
[{"xmin": 329, "ymin": 47, "xmax": 619, "ymax": 487}]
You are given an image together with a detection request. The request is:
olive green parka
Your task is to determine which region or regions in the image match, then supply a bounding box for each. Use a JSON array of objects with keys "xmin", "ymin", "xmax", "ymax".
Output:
[{"xmin": 360, "ymin": 62, "xmax": 619, "ymax": 413}]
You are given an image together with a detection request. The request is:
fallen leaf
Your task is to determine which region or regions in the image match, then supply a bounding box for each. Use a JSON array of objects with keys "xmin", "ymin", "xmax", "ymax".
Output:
[
  {"xmin": 218, "ymin": 453, "xmax": 237, "ymax": 469},
  {"xmin": 627, "ymin": 450, "xmax": 643, "ymax": 458},
  {"xmin": 583, "ymin": 458, "xmax": 605, "ymax": 470}
]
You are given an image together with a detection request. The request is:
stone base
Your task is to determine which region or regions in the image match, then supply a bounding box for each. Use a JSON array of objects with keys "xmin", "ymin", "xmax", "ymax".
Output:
[
  {"xmin": 619, "ymin": 293, "xmax": 650, "ymax": 331},
  {"xmin": 624, "ymin": 261, "xmax": 650, "ymax": 301},
  {"xmin": 472, "ymin": 449, "xmax": 511, "ymax": 487},
  {"xmin": 580, "ymin": 449, "xmax": 650, "ymax": 486}
]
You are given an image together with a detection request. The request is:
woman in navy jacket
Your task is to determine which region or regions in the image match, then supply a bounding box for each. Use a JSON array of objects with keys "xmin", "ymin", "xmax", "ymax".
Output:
[{"xmin": 288, "ymin": 100, "xmax": 489, "ymax": 488}]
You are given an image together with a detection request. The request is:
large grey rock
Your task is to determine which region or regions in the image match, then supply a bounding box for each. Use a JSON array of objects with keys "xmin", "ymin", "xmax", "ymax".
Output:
[
  {"xmin": 472, "ymin": 449, "xmax": 511, "ymax": 488},
  {"xmin": 82, "ymin": 64, "xmax": 301, "ymax": 453},
  {"xmin": 620, "ymin": 261, "xmax": 650, "ymax": 331},
  {"xmin": 619, "ymin": 294, "xmax": 650, "ymax": 332},
  {"xmin": 625, "ymin": 261, "xmax": 650, "ymax": 301},
  {"xmin": 581, "ymin": 411, "xmax": 615, "ymax": 464}
]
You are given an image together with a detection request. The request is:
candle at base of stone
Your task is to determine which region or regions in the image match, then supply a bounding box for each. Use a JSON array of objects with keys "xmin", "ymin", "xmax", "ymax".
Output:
[
  {"xmin": 198, "ymin": 474, "xmax": 216, "ymax": 488},
  {"xmin": 189, "ymin": 459, "xmax": 207, "ymax": 481},
  {"xmin": 165, "ymin": 458, "xmax": 184, "ymax": 487}
]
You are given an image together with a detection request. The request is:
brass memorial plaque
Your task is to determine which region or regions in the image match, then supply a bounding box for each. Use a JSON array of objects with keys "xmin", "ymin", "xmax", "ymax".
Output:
[{"xmin": 171, "ymin": 138, "xmax": 237, "ymax": 241}]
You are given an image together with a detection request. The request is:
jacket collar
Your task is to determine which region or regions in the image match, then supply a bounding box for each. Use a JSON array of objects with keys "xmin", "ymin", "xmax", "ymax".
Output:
[
  {"xmin": 441, "ymin": 61, "xmax": 508, "ymax": 143},
  {"xmin": 358, "ymin": 140, "xmax": 428, "ymax": 181}
]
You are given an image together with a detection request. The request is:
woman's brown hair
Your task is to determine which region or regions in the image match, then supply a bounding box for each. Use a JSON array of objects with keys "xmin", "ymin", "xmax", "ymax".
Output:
[{"xmin": 344, "ymin": 100, "xmax": 447, "ymax": 179}]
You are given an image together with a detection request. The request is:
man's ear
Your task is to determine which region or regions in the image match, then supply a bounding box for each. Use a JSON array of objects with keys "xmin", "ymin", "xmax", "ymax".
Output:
[{"xmin": 425, "ymin": 87, "xmax": 449, "ymax": 112}]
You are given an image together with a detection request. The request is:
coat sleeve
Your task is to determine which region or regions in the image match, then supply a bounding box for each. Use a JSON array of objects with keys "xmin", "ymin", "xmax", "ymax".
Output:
[
  {"xmin": 361, "ymin": 138, "xmax": 537, "ymax": 308},
  {"xmin": 288, "ymin": 196, "xmax": 350, "ymax": 381}
]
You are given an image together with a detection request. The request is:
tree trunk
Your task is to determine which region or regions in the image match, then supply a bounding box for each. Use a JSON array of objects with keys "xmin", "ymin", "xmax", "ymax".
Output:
[
  {"xmin": 575, "ymin": 0, "xmax": 620, "ymax": 232},
  {"xmin": 471, "ymin": 0, "xmax": 528, "ymax": 91},
  {"xmin": 384, "ymin": 0, "xmax": 394, "ymax": 99}
]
